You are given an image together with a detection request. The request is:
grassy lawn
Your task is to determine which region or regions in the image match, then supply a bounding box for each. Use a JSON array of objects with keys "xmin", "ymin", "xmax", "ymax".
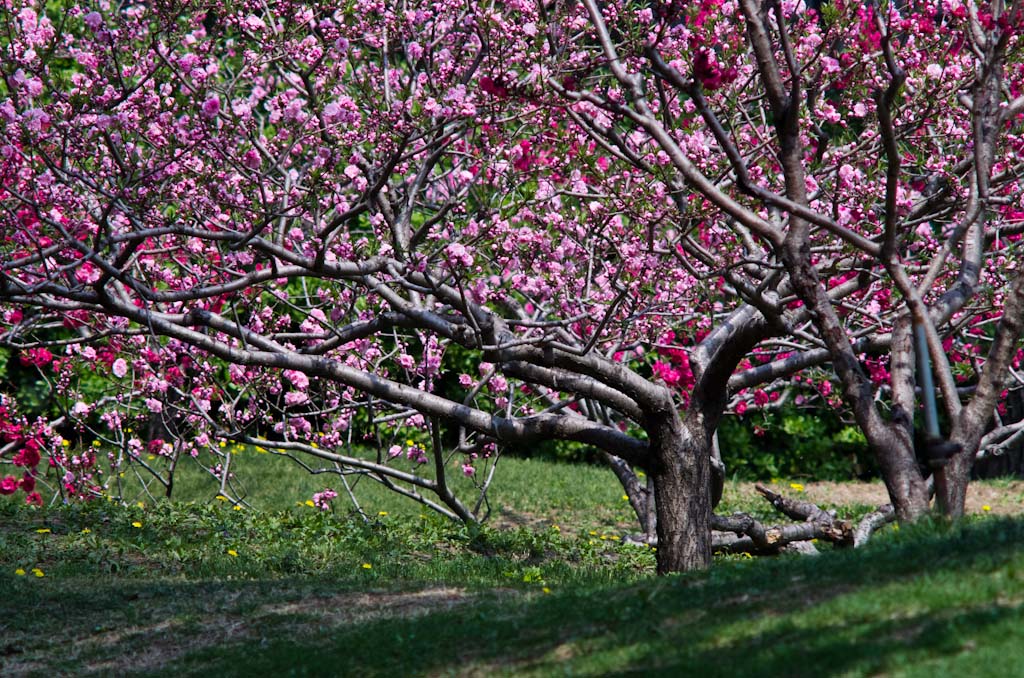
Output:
[{"xmin": 2, "ymin": 454, "xmax": 1023, "ymax": 676}]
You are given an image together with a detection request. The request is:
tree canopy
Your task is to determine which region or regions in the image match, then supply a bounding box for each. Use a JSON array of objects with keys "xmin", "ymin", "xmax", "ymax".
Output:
[{"xmin": 1, "ymin": 0, "xmax": 1022, "ymax": 572}]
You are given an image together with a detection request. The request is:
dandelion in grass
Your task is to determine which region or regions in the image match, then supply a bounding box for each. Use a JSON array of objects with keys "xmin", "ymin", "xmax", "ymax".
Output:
[
  {"xmin": 131, "ymin": 521, "xmax": 142, "ymax": 528},
  {"xmin": 227, "ymin": 549, "xmax": 238, "ymax": 557},
  {"xmin": 14, "ymin": 568, "xmax": 25, "ymax": 576},
  {"xmin": 982, "ymin": 505, "xmax": 992, "ymax": 512},
  {"xmin": 362, "ymin": 563, "xmax": 372, "ymax": 570},
  {"xmin": 790, "ymin": 483, "xmax": 805, "ymax": 492},
  {"xmin": 32, "ymin": 568, "xmax": 44, "ymax": 577},
  {"xmin": 35, "ymin": 528, "xmax": 50, "ymax": 534},
  {"xmin": 542, "ymin": 587, "xmax": 551, "ymax": 594},
  {"xmin": 378, "ymin": 511, "xmax": 388, "ymax": 516}
]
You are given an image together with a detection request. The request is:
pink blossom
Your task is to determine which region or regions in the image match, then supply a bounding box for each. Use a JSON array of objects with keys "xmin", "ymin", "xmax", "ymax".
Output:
[
  {"xmin": 242, "ymin": 149, "xmax": 260, "ymax": 169},
  {"xmin": 0, "ymin": 476, "xmax": 16, "ymax": 495},
  {"xmin": 406, "ymin": 446, "xmax": 427, "ymax": 465},
  {"xmin": 83, "ymin": 11, "xmax": 103, "ymax": 31},
  {"xmin": 75, "ymin": 262, "xmax": 101, "ymax": 284},
  {"xmin": 20, "ymin": 348, "xmax": 53, "ymax": 368},
  {"xmin": 312, "ymin": 488, "xmax": 338, "ymax": 511},
  {"xmin": 112, "ymin": 358, "xmax": 129, "ymax": 379},
  {"xmin": 284, "ymin": 370, "xmax": 309, "ymax": 390},
  {"xmin": 21, "ymin": 108, "xmax": 50, "ymax": 133},
  {"xmin": 445, "ymin": 242, "xmax": 474, "ymax": 267},
  {"xmin": 461, "ymin": 463, "xmax": 475, "ymax": 476},
  {"xmin": 201, "ymin": 95, "xmax": 220, "ymax": 118}
]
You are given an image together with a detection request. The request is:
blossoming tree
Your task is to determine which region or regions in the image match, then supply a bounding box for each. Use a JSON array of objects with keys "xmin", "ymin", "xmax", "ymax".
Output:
[
  {"xmin": 541, "ymin": 0, "xmax": 1024, "ymax": 522},
  {"xmin": 0, "ymin": 0, "xmax": 794, "ymax": 573},
  {"xmin": 0, "ymin": 0, "xmax": 1022, "ymax": 575}
]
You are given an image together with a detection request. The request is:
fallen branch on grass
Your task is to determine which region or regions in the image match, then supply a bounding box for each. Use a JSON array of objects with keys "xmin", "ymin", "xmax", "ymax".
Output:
[{"xmin": 710, "ymin": 485, "xmax": 896, "ymax": 555}]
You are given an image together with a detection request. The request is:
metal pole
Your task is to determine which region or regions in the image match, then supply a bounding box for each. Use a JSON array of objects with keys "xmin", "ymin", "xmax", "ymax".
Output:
[
  {"xmin": 913, "ymin": 320, "xmax": 951, "ymax": 514},
  {"xmin": 913, "ymin": 322, "xmax": 940, "ymax": 439}
]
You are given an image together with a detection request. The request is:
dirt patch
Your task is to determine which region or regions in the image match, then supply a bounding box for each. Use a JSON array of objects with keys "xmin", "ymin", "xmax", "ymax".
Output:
[
  {"xmin": 259, "ymin": 586, "xmax": 471, "ymax": 624},
  {"xmin": 726, "ymin": 480, "xmax": 1024, "ymax": 516},
  {"xmin": 73, "ymin": 587, "xmax": 478, "ymax": 676}
]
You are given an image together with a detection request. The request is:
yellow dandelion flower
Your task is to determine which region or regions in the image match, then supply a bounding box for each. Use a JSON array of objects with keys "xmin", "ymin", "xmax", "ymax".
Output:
[
  {"xmin": 304, "ymin": 500, "xmax": 315, "ymax": 507},
  {"xmin": 61, "ymin": 439, "xmax": 70, "ymax": 448},
  {"xmin": 406, "ymin": 439, "xmax": 415, "ymax": 447},
  {"xmin": 136, "ymin": 501, "xmax": 145, "ymax": 508},
  {"xmin": 982, "ymin": 505, "xmax": 992, "ymax": 512},
  {"xmin": 32, "ymin": 568, "xmax": 44, "ymax": 577},
  {"xmin": 15, "ymin": 568, "xmax": 25, "ymax": 576},
  {"xmin": 92, "ymin": 440, "xmax": 101, "ymax": 447},
  {"xmin": 542, "ymin": 587, "xmax": 551, "ymax": 594},
  {"xmin": 361, "ymin": 563, "xmax": 372, "ymax": 570},
  {"xmin": 789, "ymin": 483, "xmax": 805, "ymax": 492},
  {"xmin": 621, "ymin": 494, "xmax": 629, "ymax": 501},
  {"xmin": 233, "ymin": 505, "xmax": 242, "ymax": 511},
  {"xmin": 131, "ymin": 521, "xmax": 142, "ymax": 528},
  {"xmin": 378, "ymin": 511, "xmax": 388, "ymax": 516},
  {"xmin": 35, "ymin": 528, "xmax": 51, "ymax": 534},
  {"xmin": 215, "ymin": 495, "xmax": 228, "ymax": 501},
  {"xmin": 81, "ymin": 528, "xmax": 91, "ymax": 534},
  {"xmin": 227, "ymin": 549, "xmax": 238, "ymax": 557}
]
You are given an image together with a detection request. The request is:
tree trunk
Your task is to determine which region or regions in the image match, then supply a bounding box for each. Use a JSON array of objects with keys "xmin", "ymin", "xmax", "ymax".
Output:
[
  {"xmin": 937, "ymin": 449, "xmax": 971, "ymax": 518},
  {"xmin": 877, "ymin": 451, "xmax": 930, "ymax": 521},
  {"xmin": 649, "ymin": 412, "xmax": 712, "ymax": 574},
  {"xmin": 870, "ymin": 426, "xmax": 931, "ymax": 522}
]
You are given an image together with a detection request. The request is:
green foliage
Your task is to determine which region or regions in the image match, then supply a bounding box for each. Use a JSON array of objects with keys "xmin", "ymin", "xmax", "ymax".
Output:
[
  {"xmin": 1, "ymin": 358, "xmax": 55, "ymax": 418},
  {"xmin": 719, "ymin": 406, "xmax": 876, "ymax": 481}
]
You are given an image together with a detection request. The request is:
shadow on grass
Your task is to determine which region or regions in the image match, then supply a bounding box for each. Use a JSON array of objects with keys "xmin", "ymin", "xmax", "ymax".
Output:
[{"xmin": 156, "ymin": 516, "xmax": 1024, "ymax": 677}]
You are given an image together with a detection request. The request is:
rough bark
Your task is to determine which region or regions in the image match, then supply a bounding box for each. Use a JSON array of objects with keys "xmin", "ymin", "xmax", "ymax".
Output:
[
  {"xmin": 649, "ymin": 411, "xmax": 712, "ymax": 573},
  {"xmin": 944, "ymin": 271, "xmax": 1024, "ymax": 515}
]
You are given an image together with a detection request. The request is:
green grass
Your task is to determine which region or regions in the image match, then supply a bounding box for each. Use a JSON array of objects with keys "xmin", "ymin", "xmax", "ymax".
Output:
[
  {"xmin": 2, "ymin": 497, "xmax": 1023, "ymax": 676},
  {"xmin": 138, "ymin": 449, "xmax": 642, "ymax": 533},
  {"xmin": 3, "ymin": 455, "xmax": 1023, "ymax": 676}
]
